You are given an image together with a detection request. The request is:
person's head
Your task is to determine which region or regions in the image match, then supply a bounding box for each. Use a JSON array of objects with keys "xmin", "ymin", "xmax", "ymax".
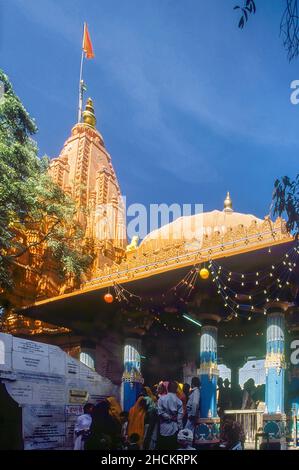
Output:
[
  {"xmin": 217, "ymin": 406, "xmax": 225, "ymax": 419},
  {"xmin": 83, "ymin": 403, "xmax": 94, "ymax": 415},
  {"xmin": 191, "ymin": 376, "xmax": 200, "ymax": 388},
  {"xmin": 183, "ymin": 383, "xmax": 190, "ymax": 396},
  {"xmin": 135, "ymin": 396, "xmax": 147, "ymax": 410},
  {"xmin": 120, "ymin": 411, "xmax": 128, "ymax": 424},
  {"xmin": 157, "ymin": 382, "xmax": 167, "ymax": 395},
  {"xmin": 245, "ymin": 378, "xmax": 255, "ymax": 391},
  {"xmin": 94, "ymin": 399, "xmax": 110, "ymax": 417},
  {"xmin": 168, "ymin": 381, "xmax": 178, "ymax": 393},
  {"xmin": 224, "ymin": 378, "xmax": 230, "ymax": 389},
  {"xmin": 177, "ymin": 428, "xmax": 194, "ymax": 448},
  {"xmin": 223, "ymin": 413, "xmax": 234, "ymax": 425},
  {"xmin": 129, "ymin": 433, "xmax": 140, "ymax": 446}
]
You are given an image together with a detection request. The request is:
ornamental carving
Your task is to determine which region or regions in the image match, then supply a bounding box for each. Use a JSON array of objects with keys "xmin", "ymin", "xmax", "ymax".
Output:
[{"xmin": 85, "ymin": 214, "xmax": 292, "ymax": 292}]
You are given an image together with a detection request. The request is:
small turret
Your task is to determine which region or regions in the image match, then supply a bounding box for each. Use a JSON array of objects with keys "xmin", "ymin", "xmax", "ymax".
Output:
[
  {"xmin": 82, "ymin": 97, "xmax": 96, "ymax": 128},
  {"xmin": 223, "ymin": 191, "xmax": 233, "ymax": 212}
]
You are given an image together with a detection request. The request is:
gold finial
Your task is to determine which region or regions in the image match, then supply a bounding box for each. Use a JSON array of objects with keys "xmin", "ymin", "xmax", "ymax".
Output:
[
  {"xmin": 224, "ymin": 191, "xmax": 233, "ymax": 212},
  {"xmin": 82, "ymin": 97, "xmax": 96, "ymax": 128}
]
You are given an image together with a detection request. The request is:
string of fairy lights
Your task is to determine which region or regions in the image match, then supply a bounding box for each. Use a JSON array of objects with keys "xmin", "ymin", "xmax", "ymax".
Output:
[
  {"xmin": 102, "ymin": 243, "xmax": 299, "ymax": 328},
  {"xmin": 208, "ymin": 243, "xmax": 299, "ymax": 320}
]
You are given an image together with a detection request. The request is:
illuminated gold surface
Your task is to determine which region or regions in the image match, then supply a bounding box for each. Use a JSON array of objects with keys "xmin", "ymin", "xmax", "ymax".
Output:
[{"xmin": 82, "ymin": 97, "xmax": 96, "ymax": 128}]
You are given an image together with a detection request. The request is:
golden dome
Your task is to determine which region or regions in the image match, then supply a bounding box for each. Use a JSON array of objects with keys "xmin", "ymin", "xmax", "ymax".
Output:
[
  {"xmin": 83, "ymin": 97, "xmax": 96, "ymax": 128},
  {"xmin": 224, "ymin": 191, "xmax": 233, "ymax": 212},
  {"xmin": 140, "ymin": 209, "xmax": 262, "ymax": 253}
]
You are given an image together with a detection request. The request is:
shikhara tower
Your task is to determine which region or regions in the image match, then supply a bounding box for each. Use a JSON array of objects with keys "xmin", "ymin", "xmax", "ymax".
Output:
[{"xmin": 49, "ymin": 98, "xmax": 127, "ymax": 268}]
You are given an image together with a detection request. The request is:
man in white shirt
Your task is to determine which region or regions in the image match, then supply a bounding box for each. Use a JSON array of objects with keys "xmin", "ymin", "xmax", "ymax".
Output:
[
  {"xmin": 157, "ymin": 381, "xmax": 183, "ymax": 450},
  {"xmin": 186, "ymin": 377, "xmax": 200, "ymax": 432},
  {"xmin": 73, "ymin": 403, "xmax": 94, "ymax": 450}
]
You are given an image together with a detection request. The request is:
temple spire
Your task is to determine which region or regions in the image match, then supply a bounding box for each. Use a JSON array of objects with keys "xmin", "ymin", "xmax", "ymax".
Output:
[
  {"xmin": 223, "ymin": 191, "xmax": 233, "ymax": 212},
  {"xmin": 82, "ymin": 97, "xmax": 96, "ymax": 128}
]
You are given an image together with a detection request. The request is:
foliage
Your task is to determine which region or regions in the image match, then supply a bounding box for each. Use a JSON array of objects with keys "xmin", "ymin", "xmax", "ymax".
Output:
[
  {"xmin": 272, "ymin": 175, "xmax": 299, "ymax": 237},
  {"xmin": 234, "ymin": 0, "xmax": 256, "ymax": 29},
  {"xmin": 0, "ymin": 69, "xmax": 92, "ymax": 291},
  {"xmin": 234, "ymin": 0, "xmax": 299, "ymax": 62},
  {"xmin": 280, "ymin": 0, "xmax": 299, "ymax": 61}
]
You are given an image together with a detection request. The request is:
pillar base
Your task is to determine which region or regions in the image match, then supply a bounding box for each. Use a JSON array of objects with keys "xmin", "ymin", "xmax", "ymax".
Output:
[
  {"xmin": 194, "ymin": 417, "xmax": 220, "ymax": 447},
  {"xmin": 263, "ymin": 413, "xmax": 286, "ymax": 450}
]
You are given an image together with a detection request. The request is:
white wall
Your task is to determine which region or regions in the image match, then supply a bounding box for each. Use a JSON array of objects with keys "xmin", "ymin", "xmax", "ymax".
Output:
[{"xmin": 0, "ymin": 332, "xmax": 119, "ymax": 450}]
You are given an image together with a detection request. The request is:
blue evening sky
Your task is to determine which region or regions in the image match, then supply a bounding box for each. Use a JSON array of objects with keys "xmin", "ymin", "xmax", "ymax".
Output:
[{"xmin": 1, "ymin": 0, "xmax": 299, "ymax": 220}]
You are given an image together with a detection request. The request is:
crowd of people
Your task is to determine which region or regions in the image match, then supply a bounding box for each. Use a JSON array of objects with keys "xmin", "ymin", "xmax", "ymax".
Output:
[
  {"xmin": 217, "ymin": 377, "xmax": 265, "ymax": 412},
  {"xmin": 74, "ymin": 375, "xmax": 261, "ymax": 451}
]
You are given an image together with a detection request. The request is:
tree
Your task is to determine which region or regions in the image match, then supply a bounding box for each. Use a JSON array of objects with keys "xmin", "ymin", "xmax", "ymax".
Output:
[
  {"xmin": 232, "ymin": 4, "xmax": 299, "ymax": 231},
  {"xmin": 272, "ymin": 175, "xmax": 299, "ymax": 237},
  {"xmin": 234, "ymin": 0, "xmax": 299, "ymax": 62},
  {"xmin": 0, "ymin": 70, "xmax": 92, "ymax": 295}
]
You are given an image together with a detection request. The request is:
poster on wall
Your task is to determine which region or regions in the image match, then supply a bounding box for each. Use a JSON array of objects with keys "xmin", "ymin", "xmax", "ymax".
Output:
[{"xmin": 22, "ymin": 405, "xmax": 66, "ymax": 450}]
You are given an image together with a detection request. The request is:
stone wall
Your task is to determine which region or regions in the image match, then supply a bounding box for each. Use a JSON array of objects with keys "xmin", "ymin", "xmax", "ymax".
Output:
[{"xmin": 0, "ymin": 332, "xmax": 119, "ymax": 449}]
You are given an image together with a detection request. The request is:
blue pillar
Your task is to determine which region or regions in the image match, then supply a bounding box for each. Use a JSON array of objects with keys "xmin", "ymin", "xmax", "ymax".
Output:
[
  {"xmin": 199, "ymin": 325, "xmax": 218, "ymax": 418},
  {"xmin": 265, "ymin": 311, "xmax": 285, "ymax": 414},
  {"xmin": 288, "ymin": 329, "xmax": 299, "ymax": 447},
  {"xmin": 122, "ymin": 338, "xmax": 143, "ymax": 412}
]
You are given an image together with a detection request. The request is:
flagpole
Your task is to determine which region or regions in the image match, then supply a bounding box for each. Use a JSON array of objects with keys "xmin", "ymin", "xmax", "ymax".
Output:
[
  {"xmin": 78, "ymin": 22, "xmax": 86, "ymax": 123},
  {"xmin": 78, "ymin": 48, "xmax": 84, "ymax": 123}
]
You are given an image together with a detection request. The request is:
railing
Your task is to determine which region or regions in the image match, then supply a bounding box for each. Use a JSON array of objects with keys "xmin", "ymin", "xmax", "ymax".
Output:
[{"xmin": 225, "ymin": 409, "xmax": 264, "ymax": 447}]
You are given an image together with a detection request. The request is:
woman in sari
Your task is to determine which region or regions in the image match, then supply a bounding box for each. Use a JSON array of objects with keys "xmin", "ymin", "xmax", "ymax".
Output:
[
  {"xmin": 143, "ymin": 386, "xmax": 158, "ymax": 450},
  {"xmin": 85, "ymin": 399, "xmax": 121, "ymax": 450},
  {"xmin": 127, "ymin": 396, "xmax": 147, "ymax": 449}
]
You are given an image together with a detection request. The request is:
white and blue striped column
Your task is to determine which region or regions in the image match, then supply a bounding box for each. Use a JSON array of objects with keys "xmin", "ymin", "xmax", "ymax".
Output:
[
  {"xmin": 122, "ymin": 338, "xmax": 143, "ymax": 411},
  {"xmin": 265, "ymin": 310, "xmax": 285, "ymax": 414},
  {"xmin": 199, "ymin": 325, "xmax": 219, "ymax": 418},
  {"xmin": 288, "ymin": 326, "xmax": 299, "ymax": 447}
]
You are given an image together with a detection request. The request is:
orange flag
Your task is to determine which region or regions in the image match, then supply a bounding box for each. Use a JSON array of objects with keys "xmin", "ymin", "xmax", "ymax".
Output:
[{"xmin": 82, "ymin": 23, "xmax": 94, "ymax": 59}]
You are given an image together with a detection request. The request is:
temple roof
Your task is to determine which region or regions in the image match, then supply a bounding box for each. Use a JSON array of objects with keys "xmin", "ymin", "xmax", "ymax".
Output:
[{"xmin": 140, "ymin": 208, "xmax": 263, "ymax": 253}]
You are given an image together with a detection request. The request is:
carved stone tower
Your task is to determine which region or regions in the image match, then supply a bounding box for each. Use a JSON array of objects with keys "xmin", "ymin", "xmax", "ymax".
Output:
[{"xmin": 49, "ymin": 98, "xmax": 126, "ymax": 270}]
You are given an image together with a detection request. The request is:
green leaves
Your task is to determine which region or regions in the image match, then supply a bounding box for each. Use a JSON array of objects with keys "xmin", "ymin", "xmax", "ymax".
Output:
[
  {"xmin": 0, "ymin": 69, "xmax": 92, "ymax": 295},
  {"xmin": 272, "ymin": 174, "xmax": 299, "ymax": 237},
  {"xmin": 234, "ymin": 1, "xmax": 256, "ymax": 29}
]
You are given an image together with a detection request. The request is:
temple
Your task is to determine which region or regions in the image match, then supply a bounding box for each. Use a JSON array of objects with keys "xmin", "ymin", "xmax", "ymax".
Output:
[
  {"xmin": 1, "ymin": 98, "xmax": 299, "ymax": 450},
  {"xmin": 49, "ymin": 97, "xmax": 126, "ymax": 265}
]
